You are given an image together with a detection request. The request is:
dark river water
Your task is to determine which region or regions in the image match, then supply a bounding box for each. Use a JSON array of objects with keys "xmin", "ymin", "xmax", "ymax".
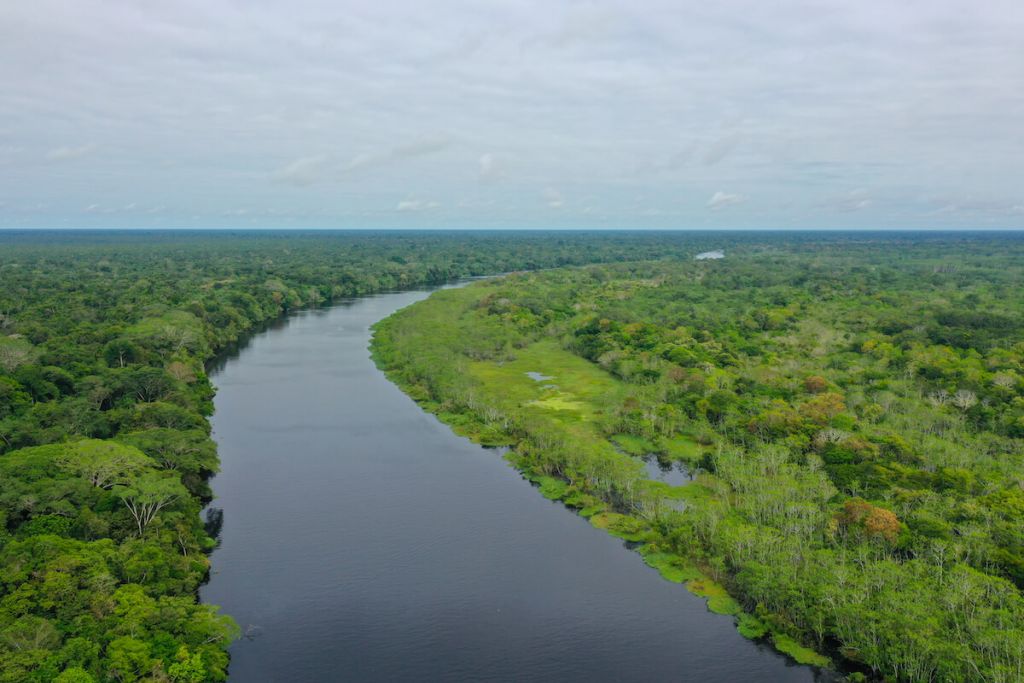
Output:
[{"xmin": 200, "ymin": 287, "xmax": 829, "ymax": 682}]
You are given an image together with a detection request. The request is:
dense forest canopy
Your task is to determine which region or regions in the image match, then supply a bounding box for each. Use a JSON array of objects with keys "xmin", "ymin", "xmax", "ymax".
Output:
[
  {"xmin": 1, "ymin": 229, "xmax": 1021, "ymax": 681},
  {"xmin": 0, "ymin": 228, "xmax": 796, "ymax": 682},
  {"xmin": 372, "ymin": 234, "xmax": 1024, "ymax": 682}
]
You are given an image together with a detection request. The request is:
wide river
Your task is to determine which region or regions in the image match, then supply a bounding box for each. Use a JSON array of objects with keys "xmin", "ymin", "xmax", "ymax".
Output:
[{"xmin": 200, "ymin": 286, "xmax": 830, "ymax": 682}]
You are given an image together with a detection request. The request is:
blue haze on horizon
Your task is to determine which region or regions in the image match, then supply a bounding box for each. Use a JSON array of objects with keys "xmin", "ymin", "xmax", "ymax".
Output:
[{"xmin": 1, "ymin": 1, "xmax": 1022, "ymax": 230}]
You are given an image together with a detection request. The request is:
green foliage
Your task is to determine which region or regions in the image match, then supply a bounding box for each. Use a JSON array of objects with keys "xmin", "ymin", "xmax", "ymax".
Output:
[
  {"xmin": 773, "ymin": 634, "xmax": 831, "ymax": 667},
  {"xmin": 686, "ymin": 578, "xmax": 742, "ymax": 615},
  {"xmin": 534, "ymin": 476, "xmax": 569, "ymax": 500},
  {"xmin": 736, "ymin": 613, "xmax": 769, "ymax": 639},
  {"xmin": 638, "ymin": 547, "xmax": 701, "ymax": 583},
  {"xmin": 371, "ymin": 235, "xmax": 1024, "ymax": 681},
  {"xmin": 589, "ymin": 512, "xmax": 650, "ymax": 542},
  {"xmin": 2, "ymin": 229, "xmax": 746, "ymax": 679}
]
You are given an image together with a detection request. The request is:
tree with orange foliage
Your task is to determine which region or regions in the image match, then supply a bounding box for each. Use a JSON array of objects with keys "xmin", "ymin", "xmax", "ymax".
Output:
[
  {"xmin": 836, "ymin": 498, "xmax": 901, "ymax": 543},
  {"xmin": 803, "ymin": 375, "xmax": 828, "ymax": 393},
  {"xmin": 800, "ymin": 392, "xmax": 846, "ymax": 426}
]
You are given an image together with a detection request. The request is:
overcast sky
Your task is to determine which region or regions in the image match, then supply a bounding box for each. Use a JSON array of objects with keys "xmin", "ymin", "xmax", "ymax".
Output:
[{"xmin": 1, "ymin": 0, "xmax": 1022, "ymax": 229}]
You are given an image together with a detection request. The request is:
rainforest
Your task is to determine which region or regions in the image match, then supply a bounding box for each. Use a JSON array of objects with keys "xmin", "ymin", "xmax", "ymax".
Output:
[
  {"xmin": 372, "ymin": 233, "xmax": 1024, "ymax": 682},
  {"xmin": 1, "ymin": 230, "xmax": 1022, "ymax": 682},
  {"xmin": 0, "ymin": 230, "xmax": 707, "ymax": 682}
]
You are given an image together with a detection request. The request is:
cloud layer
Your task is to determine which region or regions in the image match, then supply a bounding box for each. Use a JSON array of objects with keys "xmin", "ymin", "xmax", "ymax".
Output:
[{"xmin": 1, "ymin": 1, "xmax": 1022, "ymax": 228}]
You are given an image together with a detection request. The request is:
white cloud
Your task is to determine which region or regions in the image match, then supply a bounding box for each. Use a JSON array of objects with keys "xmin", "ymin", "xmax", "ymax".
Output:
[{"xmin": 707, "ymin": 191, "xmax": 744, "ymax": 210}]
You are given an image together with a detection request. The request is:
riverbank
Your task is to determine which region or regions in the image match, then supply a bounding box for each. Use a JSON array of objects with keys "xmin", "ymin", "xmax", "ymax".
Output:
[{"xmin": 370, "ymin": 280, "xmax": 840, "ymax": 674}]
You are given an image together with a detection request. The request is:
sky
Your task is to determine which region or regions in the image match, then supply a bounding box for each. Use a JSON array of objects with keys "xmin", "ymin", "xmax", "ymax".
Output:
[{"xmin": 1, "ymin": 0, "xmax": 1022, "ymax": 230}]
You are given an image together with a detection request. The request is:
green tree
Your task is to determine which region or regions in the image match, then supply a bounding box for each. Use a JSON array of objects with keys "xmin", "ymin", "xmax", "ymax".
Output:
[{"xmin": 114, "ymin": 473, "xmax": 186, "ymax": 537}]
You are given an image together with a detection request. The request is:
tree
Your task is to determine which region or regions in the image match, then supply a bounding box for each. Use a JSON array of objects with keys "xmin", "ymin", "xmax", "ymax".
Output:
[
  {"xmin": 951, "ymin": 389, "xmax": 978, "ymax": 411},
  {"xmin": 800, "ymin": 392, "xmax": 847, "ymax": 426},
  {"xmin": 56, "ymin": 439, "xmax": 152, "ymax": 489},
  {"xmin": 804, "ymin": 375, "xmax": 828, "ymax": 394},
  {"xmin": 103, "ymin": 338, "xmax": 141, "ymax": 368},
  {"xmin": 116, "ymin": 429, "xmax": 216, "ymax": 475},
  {"xmin": 167, "ymin": 646, "xmax": 206, "ymax": 683},
  {"xmin": 104, "ymin": 637, "xmax": 152, "ymax": 683},
  {"xmin": 0, "ymin": 336, "xmax": 35, "ymax": 372},
  {"xmin": 836, "ymin": 498, "xmax": 901, "ymax": 544},
  {"xmin": 53, "ymin": 668, "xmax": 96, "ymax": 683},
  {"xmin": 114, "ymin": 472, "xmax": 186, "ymax": 536}
]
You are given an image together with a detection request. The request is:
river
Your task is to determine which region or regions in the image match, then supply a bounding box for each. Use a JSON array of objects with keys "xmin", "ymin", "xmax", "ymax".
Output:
[{"xmin": 200, "ymin": 286, "xmax": 830, "ymax": 682}]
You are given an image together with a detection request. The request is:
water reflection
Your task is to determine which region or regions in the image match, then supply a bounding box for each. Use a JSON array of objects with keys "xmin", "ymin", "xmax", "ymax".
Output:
[{"xmin": 643, "ymin": 457, "xmax": 696, "ymax": 487}]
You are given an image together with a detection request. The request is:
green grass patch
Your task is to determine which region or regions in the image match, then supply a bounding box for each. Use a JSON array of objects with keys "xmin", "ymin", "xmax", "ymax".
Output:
[
  {"xmin": 686, "ymin": 578, "xmax": 742, "ymax": 615},
  {"xmin": 612, "ymin": 433, "xmax": 656, "ymax": 456},
  {"xmin": 736, "ymin": 613, "xmax": 769, "ymax": 639},
  {"xmin": 563, "ymin": 490, "xmax": 601, "ymax": 510},
  {"xmin": 526, "ymin": 392, "xmax": 587, "ymax": 412},
  {"xmin": 638, "ymin": 549, "xmax": 702, "ymax": 583},
  {"xmin": 661, "ymin": 434, "xmax": 702, "ymax": 461},
  {"xmin": 469, "ymin": 339, "xmax": 626, "ymax": 427},
  {"xmin": 536, "ymin": 476, "xmax": 569, "ymax": 500},
  {"xmin": 589, "ymin": 512, "xmax": 650, "ymax": 541},
  {"xmin": 672, "ymin": 481, "xmax": 714, "ymax": 506},
  {"xmin": 707, "ymin": 595, "xmax": 742, "ymax": 615},
  {"xmin": 772, "ymin": 634, "xmax": 831, "ymax": 668}
]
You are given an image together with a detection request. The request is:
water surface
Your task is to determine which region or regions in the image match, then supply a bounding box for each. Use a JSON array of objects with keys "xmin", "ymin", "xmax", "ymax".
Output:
[{"xmin": 201, "ymin": 288, "xmax": 829, "ymax": 682}]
